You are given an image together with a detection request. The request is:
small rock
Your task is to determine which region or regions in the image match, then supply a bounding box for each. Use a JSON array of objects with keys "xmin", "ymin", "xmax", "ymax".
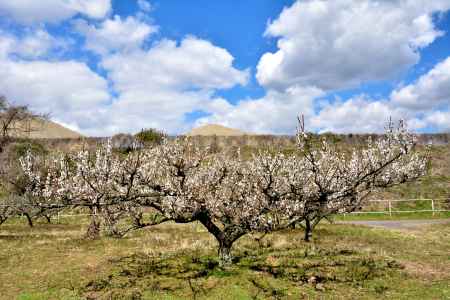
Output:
[
  {"xmin": 307, "ymin": 276, "xmax": 317, "ymax": 284},
  {"xmin": 315, "ymin": 283, "xmax": 325, "ymax": 291}
]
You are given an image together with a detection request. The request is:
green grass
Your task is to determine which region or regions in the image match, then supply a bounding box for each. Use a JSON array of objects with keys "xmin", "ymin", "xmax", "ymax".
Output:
[
  {"xmin": 1, "ymin": 216, "xmax": 449, "ymax": 299},
  {"xmin": 334, "ymin": 211, "xmax": 450, "ymax": 221}
]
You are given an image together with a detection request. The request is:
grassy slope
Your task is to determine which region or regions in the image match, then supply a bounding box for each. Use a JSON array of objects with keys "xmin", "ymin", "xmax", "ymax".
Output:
[{"xmin": 0, "ymin": 218, "xmax": 449, "ymax": 299}]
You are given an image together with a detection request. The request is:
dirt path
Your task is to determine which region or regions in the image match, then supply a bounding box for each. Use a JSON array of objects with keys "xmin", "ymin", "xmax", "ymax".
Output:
[{"xmin": 339, "ymin": 219, "xmax": 450, "ymax": 230}]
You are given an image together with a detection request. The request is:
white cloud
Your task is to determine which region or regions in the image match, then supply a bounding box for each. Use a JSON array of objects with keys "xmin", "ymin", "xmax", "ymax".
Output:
[
  {"xmin": 0, "ymin": 0, "xmax": 111, "ymax": 24},
  {"xmin": 196, "ymin": 86, "xmax": 324, "ymax": 134},
  {"xmin": 14, "ymin": 30, "xmax": 60, "ymax": 58},
  {"xmin": 306, "ymin": 54, "xmax": 450, "ymax": 133},
  {"xmin": 310, "ymin": 97, "xmax": 404, "ymax": 133},
  {"xmin": 137, "ymin": 0, "xmax": 152, "ymax": 13},
  {"xmin": 92, "ymin": 90, "xmax": 220, "ymax": 135},
  {"xmin": 191, "ymin": 55, "xmax": 450, "ymax": 135},
  {"xmin": 67, "ymin": 0, "xmax": 111, "ymax": 19},
  {"xmin": 0, "ymin": 33, "xmax": 15, "ymax": 59},
  {"xmin": 81, "ymin": 36, "xmax": 249, "ymax": 135},
  {"xmin": 102, "ymin": 36, "xmax": 249, "ymax": 91},
  {"xmin": 74, "ymin": 15, "xmax": 157, "ymax": 55},
  {"xmin": 0, "ymin": 22, "xmax": 248, "ymax": 136},
  {"xmin": 0, "ymin": 59, "xmax": 110, "ymax": 129},
  {"xmin": 391, "ymin": 57, "xmax": 450, "ymax": 111},
  {"xmin": 0, "ymin": 29, "xmax": 70, "ymax": 59},
  {"xmin": 1, "ymin": 0, "xmax": 449, "ymax": 136},
  {"xmin": 257, "ymin": 0, "xmax": 450, "ymax": 91},
  {"xmin": 424, "ymin": 111, "xmax": 450, "ymax": 131}
]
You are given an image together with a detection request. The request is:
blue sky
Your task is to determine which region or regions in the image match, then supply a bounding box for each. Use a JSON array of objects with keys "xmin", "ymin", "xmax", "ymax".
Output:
[{"xmin": 0, "ymin": 0, "xmax": 449, "ymax": 136}]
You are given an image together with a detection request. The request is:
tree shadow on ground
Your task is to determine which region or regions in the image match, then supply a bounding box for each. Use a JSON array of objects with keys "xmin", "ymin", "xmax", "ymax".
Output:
[{"xmin": 82, "ymin": 244, "xmax": 404, "ymax": 299}]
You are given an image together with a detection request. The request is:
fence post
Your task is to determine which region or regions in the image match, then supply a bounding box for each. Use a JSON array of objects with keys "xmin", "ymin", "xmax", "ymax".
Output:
[
  {"xmin": 431, "ymin": 199, "xmax": 435, "ymax": 216},
  {"xmin": 388, "ymin": 200, "xmax": 392, "ymax": 217}
]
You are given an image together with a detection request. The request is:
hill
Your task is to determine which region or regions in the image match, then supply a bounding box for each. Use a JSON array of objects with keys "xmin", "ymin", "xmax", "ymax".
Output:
[
  {"xmin": 187, "ymin": 124, "xmax": 248, "ymax": 136},
  {"xmin": 12, "ymin": 118, "xmax": 83, "ymax": 139}
]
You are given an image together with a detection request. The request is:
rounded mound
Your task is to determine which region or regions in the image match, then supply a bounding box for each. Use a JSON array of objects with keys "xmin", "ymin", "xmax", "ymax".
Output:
[
  {"xmin": 13, "ymin": 118, "xmax": 83, "ymax": 139},
  {"xmin": 187, "ymin": 124, "xmax": 247, "ymax": 136}
]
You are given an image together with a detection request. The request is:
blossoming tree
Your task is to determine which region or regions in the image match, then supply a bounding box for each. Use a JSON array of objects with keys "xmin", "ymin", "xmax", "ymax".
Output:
[
  {"xmin": 17, "ymin": 118, "xmax": 428, "ymax": 266},
  {"xmin": 20, "ymin": 142, "xmax": 168, "ymax": 238},
  {"xmin": 285, "ymin": 117, "xmax": 428, "ymax": 241},
  {"xmin": 136, "ymin": 139, "xmax": 292, "ymax": 266}
]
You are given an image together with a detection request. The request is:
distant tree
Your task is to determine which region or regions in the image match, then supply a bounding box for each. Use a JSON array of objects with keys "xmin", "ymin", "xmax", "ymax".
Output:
[
  {"xmin": 135, "ymin": 128, "xmax": 167, "ymax": 147},
  {"xmin": 0, "ymin": 95, "xmax": 47, "ymax": 153},
  {"xmin": 0, "ymin": 95, "xmax": 51, "ymax": 226}
]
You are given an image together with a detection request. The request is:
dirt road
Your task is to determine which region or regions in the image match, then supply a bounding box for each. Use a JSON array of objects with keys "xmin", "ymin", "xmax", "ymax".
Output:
[{"xmin": 339, "ymin": 219, "xmax": 450, "ymax": 230}]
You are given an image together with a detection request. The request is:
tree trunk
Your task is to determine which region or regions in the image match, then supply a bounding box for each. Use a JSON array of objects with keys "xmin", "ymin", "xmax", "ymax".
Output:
[
  {"xmin": 218, "ymin": 241, "xmax": 233, "ymax": 267},
  {"xmin": 304, "ymin": 218, "xmax": 312, "ymax": 242},
  {"xmin": 44, "ymin": 215, "xmax": 51, "ymax": 224},
  {"xmin": 24, "ymin": 213, "xmax": 33, "ymax": 227},
  {"xmin": 86, "ymin": 208, "xmax": 101, "ymax": 240},
  {"xmin": 196, "ymin": 212, "xmax": 242, "ymax": 267}
]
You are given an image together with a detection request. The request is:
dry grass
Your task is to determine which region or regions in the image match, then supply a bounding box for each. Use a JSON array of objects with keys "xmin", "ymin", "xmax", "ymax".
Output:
[
  {"xmin": 0, "ymin": 217, "xmax": 449, "ymax": 299},
  {"xmin": 13, "ymin": 119, "xmax": 83, "ymax": 139},
  {"xmin": 186, "ymin": 124, "xmax": 248, "ymax": 136}
]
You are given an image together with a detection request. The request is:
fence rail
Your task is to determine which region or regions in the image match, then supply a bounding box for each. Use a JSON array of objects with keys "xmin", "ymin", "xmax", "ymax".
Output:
[
  {"xmin": 348, "ymin": 198, "xmax": 450, "ymax": 216},
  {"xmin": 1, "ymin": 198, "xmax": 449, "ymax": 219}
]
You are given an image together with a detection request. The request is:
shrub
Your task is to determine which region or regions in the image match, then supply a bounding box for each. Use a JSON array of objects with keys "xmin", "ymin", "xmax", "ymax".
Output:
[
  {"xmin": 10, "ymin": 140, "xmax": 48, "ymax": 159},
  {"xmin": 135, "ymin": 128, "xmax": 167, "ymax": 146}
]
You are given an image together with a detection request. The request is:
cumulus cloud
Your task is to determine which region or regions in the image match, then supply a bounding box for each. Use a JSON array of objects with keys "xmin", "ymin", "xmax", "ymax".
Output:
[
  {"xmin": 0, "ymin": 33, "xmax": 16, "ymax": 59},
  {"xmin": 85, "ymin": 36, "xmax": 250, "ymax": 135},
  {"xmin": 199, "ymin": 0, "xmax": 450, "ymax": 135},
  {"xmin": 1, "ymin": 10, "xmax": 248, "ymax": 136},
  {"xmin": 209, "ymin": 55, "xmax": 450, "ymax": 135},
  {"xmin": 424, "ymin": 111, "xmax": 450, "ymax": 131},
  {"xmin": 1, "ymin": 0, "xmax": 448, "ymax": 136},
  {"xmin": 391, "ymin": 56, "xmax": 450, "ymax": 111},
  {"xmin": 257, "ymin": 0, "xmax": 450, "ymax": 91},
  {"xmin": 102, "ymin": 36, "xmax": 249, "ymax": 91},
  {"xmin": 0, "ymin": 29, "xmax": 71, "ymax": 60},
  {"xmin": 310, "ymin": 97, "xmax": 404, "ymax": 133},
  {"xmin": 0, "ymin": 0, "xmax": 111, "ymax": 24},
  {"xmin": 74, "ymin": 15, "xmax": 158, "ymax": 55},
  {"xmin": 137, "ymin": 0, "xmax": 153, "ymax": 13},
  {"xmin": 309, "ymin": 56, "xmax": 450, "ymax": 133},
  {"xmin": 0, "ymin": 59, "xmax": 110, "ymax": 129},
  {"xmin": 196, "ymin": 86, "xmax": 324, "ymax": 134}
]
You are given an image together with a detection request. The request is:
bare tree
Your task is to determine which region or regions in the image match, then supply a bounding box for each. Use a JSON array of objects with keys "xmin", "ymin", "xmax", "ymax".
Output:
[
  {"xmin": 0, "ymin": 95, "xmax": 47, "ymax": 152},
  {"xmin": 0, "ymin": 95, "xmax": 54, "ymax": 227}
]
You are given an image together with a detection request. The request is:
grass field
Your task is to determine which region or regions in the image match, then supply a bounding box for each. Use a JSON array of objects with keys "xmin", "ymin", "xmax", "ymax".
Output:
[
  {"xmin": 334, "ymin": 211, "xmax": 450, "ymax": 221},
  {"xmin": 0, "ymin": 217, "xmax": 449, "ymax": 299}
]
